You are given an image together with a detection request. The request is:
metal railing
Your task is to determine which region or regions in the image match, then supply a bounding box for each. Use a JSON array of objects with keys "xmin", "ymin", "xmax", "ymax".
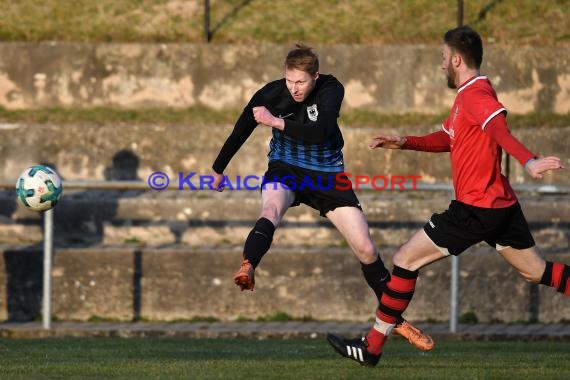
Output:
[{"xmin": 1, "ymin": 179, "xmax": 568, "ymax": 330}]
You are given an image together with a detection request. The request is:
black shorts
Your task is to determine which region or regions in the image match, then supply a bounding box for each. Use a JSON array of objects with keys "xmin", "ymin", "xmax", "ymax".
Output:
[
  {"xmin": 424, "ymin": 200, "xmax": 535, "ymax": 256},
  {"xmin": 261, "ymin": 161, "xmax": 361, "ymax": 217}
]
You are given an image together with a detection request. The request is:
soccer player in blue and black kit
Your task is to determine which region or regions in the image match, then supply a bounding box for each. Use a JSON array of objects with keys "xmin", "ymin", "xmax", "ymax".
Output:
[{"xmin": 210, "ymin": 44, "xmax": 434, "ymax": 351}]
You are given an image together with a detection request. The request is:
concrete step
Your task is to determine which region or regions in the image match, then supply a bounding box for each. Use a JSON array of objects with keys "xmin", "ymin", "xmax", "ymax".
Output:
[
  {"xmin": 2, "ymin": 321, "xmax": 570, "ymax": 340},
  {"xmin": 0, "ymin": 245, "xmax": 568, "ymax": 324}
]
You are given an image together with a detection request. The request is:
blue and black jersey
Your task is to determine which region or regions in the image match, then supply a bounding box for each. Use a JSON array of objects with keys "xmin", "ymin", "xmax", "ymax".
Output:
[{"xmin": 213, "ymin": 74, "xmax": 345, "ymax": 173}]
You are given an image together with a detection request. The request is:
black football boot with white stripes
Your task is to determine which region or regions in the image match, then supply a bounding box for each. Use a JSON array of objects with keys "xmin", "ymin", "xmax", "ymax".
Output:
[{"xmin": 326, "ymin": 334, "xmax": 381, "ymax": 367}]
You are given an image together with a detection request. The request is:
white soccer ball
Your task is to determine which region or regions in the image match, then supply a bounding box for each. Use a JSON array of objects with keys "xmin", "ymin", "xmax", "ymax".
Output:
[{"xmin": 16, "ymin": 165, "xmax": 63, "ymax": 212}]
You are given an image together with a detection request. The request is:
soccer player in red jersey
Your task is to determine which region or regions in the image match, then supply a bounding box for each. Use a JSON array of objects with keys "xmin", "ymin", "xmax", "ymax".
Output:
[{"xmin": 327, "ymin": 25, "xmax": 567, "ymax": 367}]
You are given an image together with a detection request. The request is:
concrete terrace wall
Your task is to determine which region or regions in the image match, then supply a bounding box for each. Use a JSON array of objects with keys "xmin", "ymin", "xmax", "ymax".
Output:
[
  {"xmin": 0, "ymin": 123, "xmax": 569, "ymax": 185},
  {"xmin": 0, "ymin": 42, "xmax": 568, "ymax": 324},
  {"xmin": 0, "ymin": 160, "xmax": 568, "ymax": 323},
  {"xmin": 0, "ymin": 42, "xmax": 569, "ymax": 113},
  {"xmin": 0, "ymin": 245, "xmax": 568, "ymax": 323}
]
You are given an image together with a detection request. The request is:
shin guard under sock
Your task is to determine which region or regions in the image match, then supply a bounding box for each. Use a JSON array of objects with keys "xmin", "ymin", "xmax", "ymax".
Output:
[
  {"xmin": 361, "ymin": 258, "xmax": 390, "ymax": 300},
  {"xmin": 243, "ymin": 217, "xmax": 275, "ymax": 268}
]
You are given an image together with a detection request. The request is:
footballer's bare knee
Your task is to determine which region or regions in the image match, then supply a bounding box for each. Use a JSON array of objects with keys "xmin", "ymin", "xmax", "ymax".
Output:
[
  {"xmin": 499, "ymin": 246, "xmax": 546, "ymax": 285},
  {"xmin": 392, "ymin": 250, "xmax": 417, "ymax": 271},
  {"xmin": 353, "ymin": 239, "xmax": 377, "ymax": 264},
  {"xmin": 392, "ymin": 243, "xmax": 444, "ymax": 272},
  {"xmin": 518, "ymin": 270, "xmax": 542, "ymax": 284},
  {"xmin": 259, "ymin": 203, "xmax": 282, "ymax": 226}
]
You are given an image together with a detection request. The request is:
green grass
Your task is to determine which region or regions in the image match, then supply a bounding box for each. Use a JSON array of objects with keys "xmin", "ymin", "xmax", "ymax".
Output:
[
  {"xmin": 0, "ymin": 106, "xmax": 240, "ymax": 127},
  {"xmin": 0, "ymin": 0, "xmax": 568, "ymax": 45},
  {"xmin": 236, "ymin": 311, "xmax": 315, "ymax": 322},
  {"xmin": 0, "ymin": 106, "xmax": 569, "ymax": 129},
  {"xmin": 0, "ymin": 337, "xmax": 568, "ymax": 379}
]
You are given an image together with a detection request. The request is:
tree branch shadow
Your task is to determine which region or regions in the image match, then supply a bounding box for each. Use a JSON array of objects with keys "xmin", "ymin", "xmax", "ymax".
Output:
[
  {"xmin": 209, "ymin": 0, "xmax": 253, "ymax": 40},
  {"xmin": 474, "ymin": 0, "xmax": 503, "ymax": 24}
]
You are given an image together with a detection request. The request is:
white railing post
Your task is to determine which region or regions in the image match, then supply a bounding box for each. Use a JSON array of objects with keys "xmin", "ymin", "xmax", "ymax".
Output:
[
  {"xmin": 449, "ymin": 187, "xmax": 459, "ymax": 333},
  {"xmin": 43, "ymin": 208, "xmax": 54, "ymax": 330},
  {"xmin": 450, "ymin": 255, "xmax": 459, "ymax": 333}
]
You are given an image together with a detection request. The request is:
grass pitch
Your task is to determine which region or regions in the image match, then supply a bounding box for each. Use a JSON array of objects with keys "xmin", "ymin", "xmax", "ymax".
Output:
[
  {"xmin": 1, "ymin": 106, "xmax": 569, "ymax": 130},
  {"xmin": 0, "ymin": 337, "xmax": 568, "ymax": 379},
  {"xmin": 0, "ymin": 0, "xmax": 568, "ymax": 45}
]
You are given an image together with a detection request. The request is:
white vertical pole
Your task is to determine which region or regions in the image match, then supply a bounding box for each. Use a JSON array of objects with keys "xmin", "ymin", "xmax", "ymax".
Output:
[
  {"xmin": 450, "ymin": 255, "xmax": 459, "ymax": 333},
  {"xmin": 451, "ymin": 0, "xmax": 463, "ymax": 334},
  {"xmin": 43, "ymin": 208, "xmax": 54, "ymax": 330},
  {"xmin": 449, "ymin": 184, "xmax": 459, "ymax": 332}
]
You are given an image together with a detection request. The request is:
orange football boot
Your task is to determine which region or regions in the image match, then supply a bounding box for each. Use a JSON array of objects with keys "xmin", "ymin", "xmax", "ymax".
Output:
[
  {"xmin": 393, "ymin": 320, "xmax": 435, "ymax": 351},
  {"xmin": 233, "ymin": 259, "xmax": 255, "ymax": 291}
]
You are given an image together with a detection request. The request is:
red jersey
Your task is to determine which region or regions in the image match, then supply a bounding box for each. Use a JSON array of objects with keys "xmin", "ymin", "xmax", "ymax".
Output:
[{"xmin": 442, "ymin": 76, "xmax": 516, "ymax": 208}]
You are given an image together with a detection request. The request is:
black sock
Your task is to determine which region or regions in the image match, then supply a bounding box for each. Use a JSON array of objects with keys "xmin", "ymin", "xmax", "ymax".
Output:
[
  {"xmin": 361, "ymin": 258, "xmax": 390, "ymax": 300},
  {"xmin": 540, "ymin": 261, "xmax": 554, "ymax": 286},
  {"xmin": 243, "ymin": 217, "xmax": 275, "ymax": 268}
]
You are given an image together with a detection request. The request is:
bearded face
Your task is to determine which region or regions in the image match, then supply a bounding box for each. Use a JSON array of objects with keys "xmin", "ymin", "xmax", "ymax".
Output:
[
  {"xmin": 441, "ymin": 45, "xmax": 457, "ymax": 89},
  {"xmin": 445, "ymin": 58, "xmax": 457, "ymax": 89}
]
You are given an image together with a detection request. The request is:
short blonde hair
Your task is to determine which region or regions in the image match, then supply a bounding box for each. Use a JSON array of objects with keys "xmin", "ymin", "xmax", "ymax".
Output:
[{"xmin": 285, "ymin": 44, "xmax": 319, "ymax": 75}]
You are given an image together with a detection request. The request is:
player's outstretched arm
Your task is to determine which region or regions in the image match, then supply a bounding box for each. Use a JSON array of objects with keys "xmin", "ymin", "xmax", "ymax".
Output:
[
  {"xmin": 485, "ymin": 114, "xmax": 564, "ymax": 179},
  {"xmin": 525, "ymin": 156, "xmax": 565, "ymax": 179},
  {"xmin": 371, "ymin": 131, "xmax": 450, "ymax": 152},
  {"xmin": 369, "ymin": 135, "xmax": 406, "ymax": 150}
]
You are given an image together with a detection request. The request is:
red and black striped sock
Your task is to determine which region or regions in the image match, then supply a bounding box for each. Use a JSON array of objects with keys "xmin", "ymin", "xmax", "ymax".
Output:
[
  {"xmin": 540, "ymin": 261, "xmax": 570, "ymax": 296},
  {"xmin": 366, "ymin": 265, "xmax": 419, "ymax": 354}
]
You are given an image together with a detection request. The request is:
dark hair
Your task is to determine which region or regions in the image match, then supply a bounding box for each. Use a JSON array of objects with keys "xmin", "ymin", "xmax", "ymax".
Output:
[
  {"xmin": 444, "ymin": 25, "xmax": 483, "ymax": 69},
  {"xmin": 285, "ymin": 44, "xmax": 319, "ymax": 75}
]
